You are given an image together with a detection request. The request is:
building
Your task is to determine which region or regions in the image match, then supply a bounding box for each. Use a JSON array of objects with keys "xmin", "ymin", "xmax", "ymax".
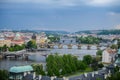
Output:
[
  {"xmin": 102, "ymin": 48, "xmax": 116, "ymax": 64},
  {"xmin": 9, "ymin": 65, "xmax": 33, "ymax": 80},
  {"xmin": 35, "ymin": 32, "xmax": 48, "ymax": 48},
  {"xmin": 115, "ymin": 49, "xmax": 120, "ymax": 64},
  {"xmin": 31, "ymin": 33, "xmax": 36, "ymax": 40},
  {"xmin": 11, "ymin": 33, "xmax": 24, "ymax": 46},
  {"xmin": 0, "ymin": 37, "xmax": 11, "ymax": 47}
]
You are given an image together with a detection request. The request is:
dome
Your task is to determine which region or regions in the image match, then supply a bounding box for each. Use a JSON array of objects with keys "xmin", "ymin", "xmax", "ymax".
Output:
[
  {"xmin": 14, "ymin": 33, "xmax": 22, "ymax": 40},
  {"xmin": 9, "ymin": 65, "xmax": 33, "ymax": 73}
]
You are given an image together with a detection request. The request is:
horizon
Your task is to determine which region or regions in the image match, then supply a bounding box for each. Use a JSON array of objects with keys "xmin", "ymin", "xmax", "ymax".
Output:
[
  {"xmin": 1, "ymin": 28, "xmax": 120, "ymax": 33},
  {"xmin": 0, "ymin": 0, "xmax": 120, "ymax": 32}
]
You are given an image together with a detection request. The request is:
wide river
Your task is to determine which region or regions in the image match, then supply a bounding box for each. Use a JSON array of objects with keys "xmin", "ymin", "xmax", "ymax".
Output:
[{"xmin": 0, "ymin": 46, "xmax": 106, "ymax": 70}]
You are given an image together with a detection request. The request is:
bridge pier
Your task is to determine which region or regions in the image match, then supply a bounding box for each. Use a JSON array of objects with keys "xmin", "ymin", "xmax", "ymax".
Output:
[
  {"xmin": 78, "ymin": 45, "xmax": 81, "ymax": 49},
  {"xmin": 58, "ymin": 44, "xmax": 63, "ymax": 49},
  {"xmin": 87, "ymin": 45, "xmax": 91, "ymax": 50},
  {"xmin": 68, "ymin": 44, "xmax": 72, "ymax": 49}
]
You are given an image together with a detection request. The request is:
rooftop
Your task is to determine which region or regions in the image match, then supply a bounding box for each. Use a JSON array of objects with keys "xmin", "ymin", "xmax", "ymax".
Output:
[
  {"xmin": 9, "ymin": 65, "xmax": 33, "ymax": 73},
  {"xmin": 118, "ymin": 49, "xmax": 120, "ymax": 54}
]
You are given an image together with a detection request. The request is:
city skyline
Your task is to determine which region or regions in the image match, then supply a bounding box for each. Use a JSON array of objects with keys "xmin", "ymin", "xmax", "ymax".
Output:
[{"xmin": 0, "ymin": 0, "xmax": 120, "ymax": 32}]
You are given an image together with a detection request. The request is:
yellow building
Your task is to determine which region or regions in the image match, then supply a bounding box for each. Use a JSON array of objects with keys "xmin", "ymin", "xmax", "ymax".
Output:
[
  {"xmin": 0, "ymin": 38, "xmax": 11, "ymax": 47},
  {"xmin": 35, "ymin": 32, "xmax": 48, "ymax": 48}
]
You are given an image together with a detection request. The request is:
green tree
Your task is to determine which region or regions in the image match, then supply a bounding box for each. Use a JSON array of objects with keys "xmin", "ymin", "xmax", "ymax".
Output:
[
  {"xmin": 27, "ymin": 40, "xmax": 37, "ymax": 49},
  {"xmin": 117, "ymin": 39, "xmax": 120, "ymax": 49},
  {"xmin": 0, "ymin": 70, "xmax": 9, "ymax": 80},
  {"xmin": 32, "ymin": 64, "xmax": 45, "ymax": 75},
  {"xmin": 2, "ymin": 45, "xmax": 8, "ymax": 52},
  {"xmin": 46, "ymin": 54, "xmax": 86, "ymax": 77},
  {"xmin": 77, "ymin": 61, "xmax": 87, "ymax": 71},
  {"xmin": 83, "ymin": 55, "xmax": 92, "ymax": 65},
  {"xmin": 110, "ymin": 44, "xmax": 118, "ymax": 49},
  {"xmin": 96, "ymin": 50, "xmax": 103, "ymax": 56}
]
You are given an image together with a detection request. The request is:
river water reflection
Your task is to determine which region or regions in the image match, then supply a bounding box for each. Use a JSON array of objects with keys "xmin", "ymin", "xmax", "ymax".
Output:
[{"xmin": 0, "ymin": 46, "xmax": 106, "ymax": 70}]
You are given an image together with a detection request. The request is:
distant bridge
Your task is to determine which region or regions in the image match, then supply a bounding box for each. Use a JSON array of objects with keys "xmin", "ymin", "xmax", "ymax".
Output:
[
  {"xmin": 47, "ymin": 43, "xmax": 109, "ymax": 50},
  {"xmin": 2, "ymin": 50, "xmax": 50, "ymax": 59}
]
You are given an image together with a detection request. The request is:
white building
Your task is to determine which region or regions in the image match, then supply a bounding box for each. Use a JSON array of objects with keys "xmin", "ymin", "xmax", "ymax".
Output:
[{"xmin": 102, "ymin": 49, "xmax": 116, "ymax": 64}]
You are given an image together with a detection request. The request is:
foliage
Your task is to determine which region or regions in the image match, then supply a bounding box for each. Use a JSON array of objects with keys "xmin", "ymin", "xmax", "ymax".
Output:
[
  {"xmin": 106, "ymin": 66, "xmax": 120, "ymax": 80},
  {"xmin": 48, "ymin": 36, "xmax": 60, "ymax": 43},
  {"xmin": 9, "ymin": 44, "xmax": 25, "ymax": 52},
  {"xmin": 0, "ymin": 70, "xmax": 9, "ymax": 80},
  {"xmin": 98, "ymin": 63, "xmax": 104, "ymax": 68},
  {"xmin": 83, "ymin": 55, "xmax": 92, "ymax": 65},
  {"xmin": 0, "ymin": 45, "xmax": 8, "ymax": 52},
  {"xmin": 110, "ymin": 44, "xmax": 118, "ymax": 49},
  {"xmin": 96, "ymin": 50, "xmax": 103, "ymax": 56},
  {"xmin": 26, "ymin": 40, "xmax": 37, "ymax": 49},
  {"xmin": 117, "ymin": 39, "xmax": 120, "ymax": 49},
  {"xmin": 107, "ymin": 72, "xmax": 120, "ymax": 80},
  {"xmin": 31, "ymin": 64, "xmax": 45, "ymax": 75},
  {"xmin": 0, "ymin": 44, "xmax": 25, "ymax": 52},
  {"xmin": 77, "ymin": 36, "xmax": 100, "ymax": 44},
  {"xmin": 91, "ymin": 57, "xmax": 104, "ymax": 71},
  {"xmin": 46, "ymin": 54, "xmax": 87, "ymax": 77}
]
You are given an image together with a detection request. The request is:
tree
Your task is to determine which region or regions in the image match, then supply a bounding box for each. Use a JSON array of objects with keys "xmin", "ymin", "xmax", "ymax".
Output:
[
  {"xmin": 83, "ymin": 55, "xmax": 92, "ymax": 65},
  {"xmin": 8, "ymin": 44, "xmax": 25, "ymax": 52},
  {"xmin": 98, "ymin": 63, "xmax": 104, "ymax": 68},
  {"xmin": 26, "ymin": 40, "xmax": 37, "ymax": 49},
  {"xmin": 2, "ymin": 45, "xmax": 8, "ymax": 52},
  {"xmin": 46, "ymin": 54, "xmax": 87, "ymax": 77},
  {"xmin": 77, "ymin": 61, "xmax": 87, "ymax": 71},
  {"xmin": 96, "ymin": 50, "xmax": 103, "ymax": 56},
  {"xmin": 117, "ymin": 39, "xmax": 120, "ymax": 49},
  {"xmin": 0, "ymin": 70, "xmax": 9, "ymax": 80},
  {"xmin": 32, "ymin": 64, "xmax": 45, "ymax": 75},
  {"xmin": 77, "ymin": 36, "xmax": 100, "ymax": 44},
  {"xmin": 110, "ymin": 44, "xmax": 118, "ymax": 49}
]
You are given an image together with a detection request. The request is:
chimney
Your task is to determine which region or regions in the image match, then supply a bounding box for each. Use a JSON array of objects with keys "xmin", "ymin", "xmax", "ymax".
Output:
[
  {"xmin": 63, "ymin": 77, "xmax": 68, "ymax": 80},
  {"xmin": 84, "ymin": 73, "xmax": 87, "ymax": 77},
  {"xmin": 109, "ymin": 70, "xmax": 111, "ymax": 74},
  {"xmin": 28, "ymin": 71, "xmax": 30, "ymax": 74},
  {"xmin": 39, "ymin": 75, "xmax": 41, "ymax": 80},
  {"xmin": 23, "ymin": 72, "xmax": 27, "ymax": 77},
  {"xmin": 104, "ymin": 74, "xmax": 107, "ymax": 79},
  {"xmin": 92, "ymin": 72, "xmax": 94, "ymax": 77},
  {"xmin": 51, "ymin": 76, "xmax": 55, "ymax": 80},
  {"xmin": 33, "ymin": 72, "xmax": 36, "ymax": 79}
]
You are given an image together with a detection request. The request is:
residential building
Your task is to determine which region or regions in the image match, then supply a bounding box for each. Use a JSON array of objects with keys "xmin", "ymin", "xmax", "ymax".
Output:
[
  {"xmin": 36, "ymin": 32, "xmax": 48, "ymax": 46},
  {"xmin": 9, "ymin": 65, "xmax": 33, "ymax": 80},
  {"xmin": 102, "ymin": 48, "xmax": 116, "ymax": 64},
  {"xmin": 11, "ymin": 33, "xmax": 24, "ymax": 46},
  {"xmin": 0, "ymin": 38, "xmax": 11, "ymax": 47}
]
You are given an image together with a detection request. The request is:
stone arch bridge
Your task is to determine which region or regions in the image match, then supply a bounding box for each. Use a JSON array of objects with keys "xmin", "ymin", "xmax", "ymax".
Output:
[{"xmin": 47, "ymin": 44, "xmax": 108, "ymax": 50}]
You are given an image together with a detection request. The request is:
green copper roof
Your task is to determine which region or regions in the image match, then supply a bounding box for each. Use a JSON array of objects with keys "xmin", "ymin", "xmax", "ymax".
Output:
[
  {"xmin": 118, "ymin": 49, "xmax": 120, "ymax": 54},
  {"xmin": 115, "ymin": 58, "xmax": 120, "ymax": 63},
  {"xmin": 9, "ymin": 65, "xmax": 33, "ymax": 73}
]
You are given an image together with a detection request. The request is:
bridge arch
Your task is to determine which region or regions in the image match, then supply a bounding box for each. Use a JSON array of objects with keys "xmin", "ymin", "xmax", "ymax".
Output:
[
  {"xmin": 53, "ymin": 45, "xmax": 59, "ymax": 49},
  {"xmin": 63, "ymin": 45, "xmax": 68, "ymax": 49},
  {"xmin": 81, "ymin": 45, "xmax": 87, "ymax": 49},
  {"xmin": 72, "ymin": 45, "xmax": 78, "ymax": 49},
  {"xmin": 90, "ymin": 45, "xmax": 97, "ymax": 50}
]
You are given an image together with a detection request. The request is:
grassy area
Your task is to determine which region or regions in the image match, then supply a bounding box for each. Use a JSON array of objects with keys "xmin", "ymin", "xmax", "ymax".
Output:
[{"xmin": 65, "ymin": 67, "xmax": 93, "ymax": 78}]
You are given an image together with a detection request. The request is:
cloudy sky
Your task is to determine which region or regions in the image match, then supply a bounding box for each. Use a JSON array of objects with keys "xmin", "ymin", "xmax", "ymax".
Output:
[{"xmin": 0, "ymin": 0, "xmax": 120, "ymax": 32}]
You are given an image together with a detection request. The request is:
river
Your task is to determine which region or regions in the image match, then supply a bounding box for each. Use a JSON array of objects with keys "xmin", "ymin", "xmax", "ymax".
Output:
[{"xmin": 0, "ymin": 46, "xmax": 106, "ymax": 70}]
